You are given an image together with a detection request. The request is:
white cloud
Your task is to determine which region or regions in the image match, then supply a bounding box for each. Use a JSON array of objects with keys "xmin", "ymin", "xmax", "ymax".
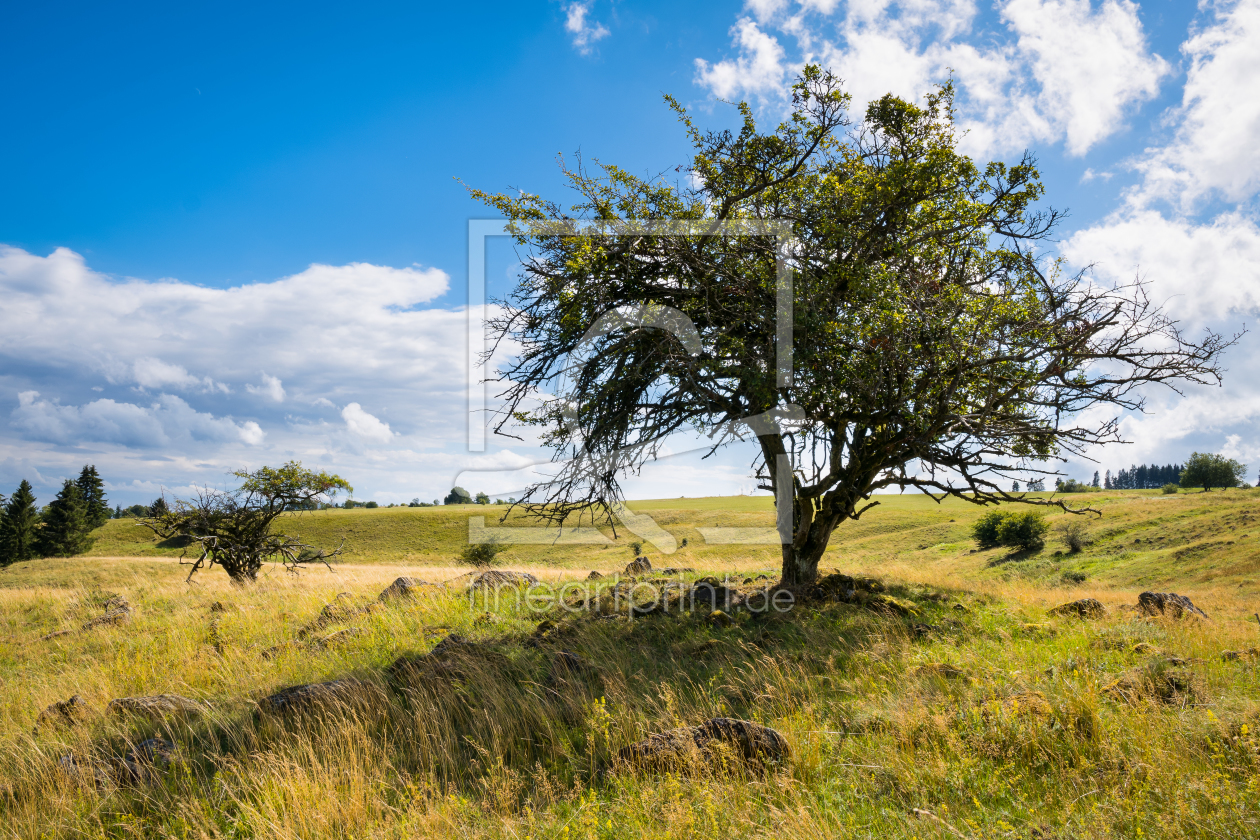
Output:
[
  {"xmin": 12, "ymin": 391, "xmax": 265, "ymax": 448},
  {"xmin": 341, "ymin": 402, "xmax": 394, "ymax": 443},
  {"xmin": 695, "ymin": 0, "xmax": 1168, "ymax": 157},
  {"xmin": 564, "ymin": 1, "xmax": 610, "ymax": 55},
  {"xmin": 695, "ymin": 18, "xmax": 790, "ymax": 100},
  {"xmin": 1064, "ymin": 209, "xmax": 1260, "ymax": 325},
  {"xmin": 1132, "ymin": 0, "xmax": 1260, "ymax": 210},
  {"xmin": 246, "ymin": 373, "xmax": 286, "ymax": 403}
]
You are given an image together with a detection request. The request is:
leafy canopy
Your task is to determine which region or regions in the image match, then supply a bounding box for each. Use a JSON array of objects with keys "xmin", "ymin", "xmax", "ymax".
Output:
[{"xmin": 469, "ymin": 67, "xmax": 1232, "ymax": 585}]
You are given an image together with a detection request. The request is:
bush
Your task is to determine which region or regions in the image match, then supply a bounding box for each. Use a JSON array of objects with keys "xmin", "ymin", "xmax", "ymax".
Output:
[
  {"xmin": 972, "ymin": 509, "xmax": 1048, "ymax": 549},
  {"xmin": 365, "ymin": 501, "xmax": 379, "ymax": 509},
  {"xmin": 1053, "ymin": 519, "xmax": 1093, "ymax": 553},
  {"xmin": 972, "ymin": 510, "xmax": 1006, "ymax": 546},
  {"xmin": 1057, "ymin": 479, "xmax": 1100, "ymax": 493},
  {"xmin": 996, "ymin": 511, "xmax": 1049, "ymax": 549},
  {"xmin": 1161, "ymin": 483, "xmax": 1179, "ymax": 495},
  {"xmin": 460, "ymin": 538, "xmax": 510, "ymax": 567}
]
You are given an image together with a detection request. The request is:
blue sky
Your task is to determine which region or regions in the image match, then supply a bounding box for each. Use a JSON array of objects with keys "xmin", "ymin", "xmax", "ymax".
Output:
[{"xmin": 2, "ymin": 0, "xmax": 1259, "ymax": 506}]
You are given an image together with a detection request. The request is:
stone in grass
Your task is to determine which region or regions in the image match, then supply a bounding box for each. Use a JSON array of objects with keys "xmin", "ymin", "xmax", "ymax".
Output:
[
  {"xmin": 116, "ymin": 738, "xmax": 181, "ymax": 786},
  {"xmin": 1222, "ymin": 647, "xmax": 1260, "ymax": 662},
  {"xmin": 466, "ymin": 570, "xmax": 540, "ymax": 591},
  {"xmin": 1103, "ymin": 658, "xmax": 1200, "ymax": 705},
  {"xmin": 34, "ymin": 695, "xmax": 92, "ymax": 734},
  {"xmin": 107, "ymin": 694, "xmax": 206, "ymax": 721},
  {"xmin": 1047, "ymin": 598, "xmax": 1106, "ymax": 620},
  {"xmin": 378, "ymin": 577, "xmax": 437, "ymax": 601},
  {"xmin": 618, "ymin": 718, "xmax": 790, "ymax": 773},
  {"xmin": 586, "ymin": 570, "xmax": 604, "ymax": 580},
  {"xmin": 708, "ymin": 609, "xmax": 735, "ymax": 628},
  {"xmin": 81, "ymin": 599, "xmax": 133, "ymax": 631},
  {"xmin": 624, "ymin": 556, "xmax": 652, "ymax": 576},
  {"xmin": 388, "ymin": 633, "xmax": 509, "ymax": 686},
  {"xmin": 1137, "ymin": 592, "xmax": 1209, "ymax": 620},
  {"xmin": 56, "ymin": 751, "xmax": 112, "ymax": 789},
  {"xmin": 256, "ymin": 678, "xmax": 383, "ymax": 718}
]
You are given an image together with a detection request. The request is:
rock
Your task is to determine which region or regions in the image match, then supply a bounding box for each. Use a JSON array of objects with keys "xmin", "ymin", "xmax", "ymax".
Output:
[
  {"xmin": 1019, "ymin": 623, "xmax": 1056, "ymax": 636},
  {"xmin": 107, "ymin": 694, "xmax": 206, "ymax": 721},
  {"xmin": 208, "ymin": 601, "xmax": 227, "ymax": 613},
  {"xmin": 686, "ymin": 579, "xmax": 743, "ymax": 611},
  {"xmin": 708, "ymin": 610, "xmax": 734, "ymax": 628},
  {"xmin": 297, "ymin": 593, "xmax": 357, "ymax": 639},
  {"xmin": 866, "ymin": 594, "xmax": 918, "ymax": 617},
  {"xmin": 40, "ymin": 629, "xmax": 72, "ymax": 641},
  {"xmin": 1048, "ymin": 598, "xmax": 1106, "ymax": 619},
  {"xmin": 618, "ymin": 718, "xmax": 790, "ymax": 771},
  {"xmin": 915, "ymin": 663, "xmax": 966, "ymax": 680},
  {"xmin": 953, "ymin": 603, "xmax": 969, "ymax": 612},
  {"xmin": 1104, "ymin": 658, "xmax": 1199, "ymax": 704},
  {"xmin": 809, "ymin": 573, "xmax": 883, "ymax": 601},
  {"xmin": 56, "ymin": 751, "xmax": 112, "ymax": 788},
  {"xmin": 1137, "ymin": 592, "xmax": 1209, "ymax": 619},
  {"xmin": 256, "ymin": 678, "xmax": 381, "ymax": 717},
  {"xmin": 116, "ymin": 738, "xmax": 180, "ymax": 785},
  {"xmin": 310, "ymin": 628, "xmax": 362, "ymax": 649},
  {"xmin": 658, "ymin": 567, "xmax": 694, "ymax": 575},
  {"xmin": 624, "ymin": 556, "xmax": 652, "ymax": 576},
  {"xmin": 1222, "ymin": 648, "xmax": 1260, "ymax": 662},
  {"xmin": 466, "ymin": 570, "xmax": 540, "ymax": 591},
  {"xmin": 82, "ymin": 601, "xmax": 132, "ymax": 631},
  {"xmin": 388, "ymin": 633, "xmax": 509, "ymax": 685},
  {"xmin": 586, "ymin": 570, "xmax": 604, "ymax": 580},
  {"xmin": 1131, "ymin": 642, "xmax": 1161, "ymax": 655},
  {"xmin": 378, "ymin": 577, "xmax": 436, "ymax": 601},
  {"xmin": 34, "ymin": 695, "xmax": 91, "ymax": 734}
]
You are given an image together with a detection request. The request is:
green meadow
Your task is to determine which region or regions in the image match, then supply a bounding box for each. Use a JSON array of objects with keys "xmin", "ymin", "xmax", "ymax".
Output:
[{"xmin": 2, "ymin": 488, "xmax": 1259, "ymax": 838}]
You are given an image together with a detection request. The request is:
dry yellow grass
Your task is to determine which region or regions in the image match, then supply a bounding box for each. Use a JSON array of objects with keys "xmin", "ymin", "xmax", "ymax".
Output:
[{"xmin": 2, "ymin": 489, "xmax": 1259, "ymax": 838}]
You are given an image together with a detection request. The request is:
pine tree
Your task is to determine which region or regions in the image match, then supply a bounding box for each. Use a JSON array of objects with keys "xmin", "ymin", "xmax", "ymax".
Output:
[
  {"xmin": 1, "ymin": 481, "xmax": 42, "ymax": 565},
  {"xmin": 1092, "ymin": 471, "xmax": 1100, "ymax": 487},
  {"xmin": 75, "ymin": 465, "xmax": 110, "ymax": 529},
  {"xmin": 36, "ymin": 481, "xmax": 95, "ymax": 558}
]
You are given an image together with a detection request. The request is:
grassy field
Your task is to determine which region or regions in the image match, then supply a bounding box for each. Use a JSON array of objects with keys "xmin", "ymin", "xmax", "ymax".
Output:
[{"xmin": 2, "ymin": 489, "xmax": 1259, "ymax": 838}]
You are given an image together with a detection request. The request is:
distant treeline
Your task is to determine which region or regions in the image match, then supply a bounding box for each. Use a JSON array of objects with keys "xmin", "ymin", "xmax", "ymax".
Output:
[{"xmin": 1104, "ymin": 464, "xmax": 1184, "ymax": 490}]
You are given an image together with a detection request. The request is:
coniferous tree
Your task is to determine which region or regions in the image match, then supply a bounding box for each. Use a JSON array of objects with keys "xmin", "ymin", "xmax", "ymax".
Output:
[
  {"xmin": 1092, "ymin": 471, "xmax": 1100, "ymax": 487},
  {"xmin": 75, "ymin": 465, "xmax": 110, "ymax": 529},
  {"xmin": 1104, "ymin": 470, "xmax": 1112, "ymax": 489},
  {"xmin": 36, "ymin": 481, "xmax": 95, "ymax": 558},
  {"xmin": 0, "ymin": 481, "xmax": 40, "ymax": 566}
]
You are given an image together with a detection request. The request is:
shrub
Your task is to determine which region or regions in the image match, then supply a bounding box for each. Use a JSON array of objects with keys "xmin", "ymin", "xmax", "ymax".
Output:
[
  {"xmin": 1054, "ymin": 519, "xmax": 1094, "ymax": 553},
  {"xmin": 972, "ymin": 510, "xmax": 1006, "ymax": 546},
  {"xmin": 996, "ymin": 511, "xmax": 1049, "ymax": 549},
  {"xmin": 460, "ymin": 538, "xmax": 510, "ymax": 567},
  {"xmin": 1161, "ymin": 483, "xmax": 1179, "ymax": 494},
  {"xmin": 365, "ymin": 501, "xmax": 379, "ymax": 509},
  {"xmin": 973, "ymin": 509, "xmax": 1048, "ymax": 549}
]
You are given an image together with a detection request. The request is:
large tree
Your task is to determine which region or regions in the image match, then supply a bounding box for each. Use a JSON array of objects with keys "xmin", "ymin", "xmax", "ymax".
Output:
[
  {"xmin": 0, "ymin": 481, "xmax": 40, "ymax": 566},
  {"xmin": 1180, "ymin": 452, "xmax": 1247, "ymax": 492},
  {"xmin": 75, "ymin": 465, "xmax": 111, "ymax": 529},
  {"xmin": 142, "ymin": 461, "xmax": 351, "ymax": 583},
  {"xmin": 37, "ymin": 481, "xmax": 96, "ymax": 558},
  {"xmin": 471, "ymin": 68, "xmax": 1233, "ymax": 586}
]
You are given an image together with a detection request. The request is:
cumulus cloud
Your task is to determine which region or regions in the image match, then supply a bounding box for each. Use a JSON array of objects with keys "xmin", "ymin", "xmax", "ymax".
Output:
[
  {"xmin": 246, "ymin": 373, "xmax": 286, "ymax": 403},
  {"xmin": 694, "ymin": 0, "xmax": 1168, "ymax": 157},
  {"xmin": 341, "ymin": 402, "xmax": 394, "ymax": 443},
  {"xmin": 1131, "ymin": 0, "xmax": 1260, "ymax": 209},
  {"xmin": 12, "ymin": 391, "xmax": 265, "ymax": 448},
  {"xmin": 564, "ymin": 1, "xmax": 610, "ymax": 54},
  {"xmin": 0, "ymin": 244, "xmax": 517, "ymax": 504}
]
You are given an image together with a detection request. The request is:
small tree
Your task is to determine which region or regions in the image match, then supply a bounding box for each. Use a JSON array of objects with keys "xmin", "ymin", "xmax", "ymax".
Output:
[
  {"xmin": 1180, "ymin": 452, "xmax": 1247, "ymax": 492},
  {"xmin": 0, "ymin": 481, "xmax": 40, "ymax": 566},
  {"xmin": 445, "ymin": 486, "xmax": 473, "ymax": 505},
  {"xmin": 973, "ymin": 509, "xmax": 1048, "ymax": 550},
  {"xmin": 142, "ymin": 461, "xmax": 351, "ymax": 583},
  {"xmin": 475, "ymin": 491, "xmax": 491, "ymax": 505},
  {"xmin": 1054, "ymin": 519, "xmax": 1093, "ymax": 553},
  {"xmin": 75, "ymin": 465, "xmax": 111, "ymax": 529},
  {"xmin": 1161, "ymin": 483, "xmax": 1179, "ymax": 495},
  {"xmin": 37, "ymin": 481, "xmax": 96, "ymax": 558}
]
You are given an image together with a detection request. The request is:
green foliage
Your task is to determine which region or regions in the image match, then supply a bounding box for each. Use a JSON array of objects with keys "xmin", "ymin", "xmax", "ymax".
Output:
[
  {"xmin": 445, "ymin": 486, "xmax": 473, "ymax": 505},
  {"xmin": 36, "ymin": 480, "xmax": 96, "ymax": 558},
  {"xmin": 1053, "ymin": 518, "xmax": 1094, "ymax": 553},
  {"xmin": 0, "ymin": 480, "xmax": 40, "ymax": 566},
  {"xmin": 459, "ymin": 538, "xmax": 510, "ymax": 567},
  {"xmin": 1056, "ymin": 479, "xmax": 1099, "ymax": 493},
  {"xmin": 475, "ymin": 491, "xmax": 491, "ymax": 505},
  {"xmin": 1180, "ymin": 452, "xmax": 1247, "ymax": 491},
  {"xmin": 1161, "ymin": 483, "xmax": 1180, "ymax": 495},
  {"xmin": 75, "ymin": 464, "xmax": 111, "ymax": 529},
  {"xmin": 365, "ymin": 501, "xmax": 379, "ymax": 509},
  {"xmin": 973, "ymin": 509, "xmax": 1048, "ymax": 549}
]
